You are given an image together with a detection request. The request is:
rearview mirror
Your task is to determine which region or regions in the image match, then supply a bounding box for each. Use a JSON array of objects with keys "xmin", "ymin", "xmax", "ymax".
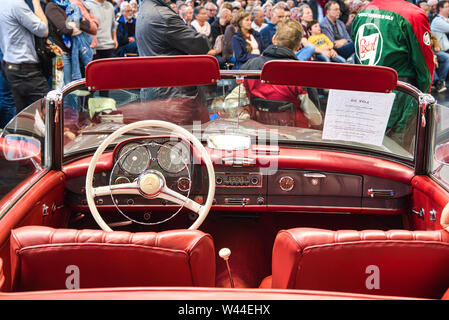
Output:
[{"xmin": 2, "ymin": 134, "xmax": 41, "ymax": 161}]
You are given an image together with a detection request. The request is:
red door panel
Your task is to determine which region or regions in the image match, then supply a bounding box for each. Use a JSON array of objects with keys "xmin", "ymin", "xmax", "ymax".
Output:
[
  {"xmin": 411, "ymin": 176, "xmax": 449, "ymax": 231},
  {"xmin": 0, "ymin": 171, "xmax": 68, "ymax": 291}
]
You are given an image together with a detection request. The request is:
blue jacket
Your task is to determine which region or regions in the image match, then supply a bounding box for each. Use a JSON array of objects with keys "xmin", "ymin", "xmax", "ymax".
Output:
[
  {"xmin": 117, "ymin": 14, "xmax": 136, "ymax": 46},
  {"xmin": 66, "ymin": 3, "xmax": 93, "ymax": 80},
  {"xmin": 259, "ymin": 23, "xmax": 276, "ymax": 46},
  {"xmin": 232, "ymin": 29, "xmax": 265, "ymax": 70}
]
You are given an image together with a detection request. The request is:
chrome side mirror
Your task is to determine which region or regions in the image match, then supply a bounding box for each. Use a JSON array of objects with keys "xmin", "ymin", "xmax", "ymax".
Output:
[{"xmin": 2, "ymin": 134, "xmax": 41, "ymax": 161}]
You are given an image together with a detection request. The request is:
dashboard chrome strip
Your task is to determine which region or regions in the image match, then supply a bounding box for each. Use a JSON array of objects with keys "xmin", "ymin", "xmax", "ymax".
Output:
[{"xmin": 69, "ymin": 204, "xmax": 405, "ymax": 215}]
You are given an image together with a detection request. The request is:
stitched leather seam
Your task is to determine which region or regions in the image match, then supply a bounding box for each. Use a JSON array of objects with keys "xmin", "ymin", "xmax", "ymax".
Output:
[
  {"xmin": 302, "ymin": 240, "xmax": 449, "ymax": 252},
  {"xmin": 17, "ymin": 243, "xmax": 189, "ymax": 255}
]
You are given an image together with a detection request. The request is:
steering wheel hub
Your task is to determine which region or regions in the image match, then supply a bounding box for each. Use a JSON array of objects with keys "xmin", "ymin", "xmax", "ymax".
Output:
[{"xmin": 138, "ymin": 171, "xmax": 164, "ymax": 197}]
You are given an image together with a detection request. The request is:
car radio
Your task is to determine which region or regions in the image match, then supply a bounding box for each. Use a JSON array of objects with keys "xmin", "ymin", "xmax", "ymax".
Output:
[{"xmin": 215, "ymin": 172, "xmax": 262, "ymax": 187}]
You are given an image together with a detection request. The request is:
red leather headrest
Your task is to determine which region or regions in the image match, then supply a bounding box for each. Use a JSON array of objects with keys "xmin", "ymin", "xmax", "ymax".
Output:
[
  {"xmin": 261, "ymin": 61, "xmax": 398, "ymax": 93},
  {"xmin": 85, "ymin": 55, "xmax": 221, "ymax": 90}
]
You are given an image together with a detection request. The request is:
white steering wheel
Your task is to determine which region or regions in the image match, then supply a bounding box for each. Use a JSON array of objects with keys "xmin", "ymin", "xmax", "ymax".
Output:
[{"xmin": 85, "ymin": 120, "xmax": 215, "ymax": 231}]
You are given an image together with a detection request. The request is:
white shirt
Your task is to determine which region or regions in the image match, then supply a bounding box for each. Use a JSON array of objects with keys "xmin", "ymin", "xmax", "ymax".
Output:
[
  {"xmin": 191, "ymin": 20, "xmax": 211, "ymax": 37},
  {"xmin": 431, "ymin": 15, "xmax": 449, "ymax": 52},
  {"xmin": 84, "ymin": 0, "xmax": 118, "ymax": 50},
  {"xmin": 247, "ymin": 34, "xmax": 260, "ymax": 55},
  {"xmin": 251, "ymin": 21, "xmax": 267, "ymax": 32}
]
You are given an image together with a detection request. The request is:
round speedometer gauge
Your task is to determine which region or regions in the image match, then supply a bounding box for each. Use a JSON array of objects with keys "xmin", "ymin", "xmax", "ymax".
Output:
[
  {"xmin": 157, "ymin": 141, "xmax": 190, "ymax": 173},
  {"xmin": 118, "ymin": 143, "xmax": 151, "ymax": 175}
]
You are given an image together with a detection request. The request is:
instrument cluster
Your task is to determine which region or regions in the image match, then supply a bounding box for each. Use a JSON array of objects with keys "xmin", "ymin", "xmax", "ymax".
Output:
[{"xmin": 112, "ymin": 137, "xmax": 192, "ymax": 184}]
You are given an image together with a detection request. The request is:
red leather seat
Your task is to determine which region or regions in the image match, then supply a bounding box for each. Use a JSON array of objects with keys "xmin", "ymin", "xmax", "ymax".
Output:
[
  {"xmin": 266, "ymin": 228, "xmax": 449, "ymax": 299},
  {"xmin": 10, "ymin": 226, "xmax": 216, "ymax": 291}
]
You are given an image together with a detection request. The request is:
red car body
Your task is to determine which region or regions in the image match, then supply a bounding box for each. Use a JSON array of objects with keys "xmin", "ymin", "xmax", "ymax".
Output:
[{"xmin": 0, "ymin": 56, "xmax": 448, "ymax": 302}]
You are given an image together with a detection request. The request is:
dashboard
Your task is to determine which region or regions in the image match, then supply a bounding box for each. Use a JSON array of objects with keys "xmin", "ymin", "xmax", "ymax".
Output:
[{"xmin": 64, "ymin": 137, "xmax": 413, "ymax": 223}]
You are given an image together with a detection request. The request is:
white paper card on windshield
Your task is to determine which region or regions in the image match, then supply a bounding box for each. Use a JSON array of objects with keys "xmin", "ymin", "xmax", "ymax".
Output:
[{"xmin": 322, "ymin": 89, "xmax": 396, "ymax": 146}]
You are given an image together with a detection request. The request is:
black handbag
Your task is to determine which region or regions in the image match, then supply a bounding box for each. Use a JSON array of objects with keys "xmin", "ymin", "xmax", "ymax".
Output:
[{"xmin": 34, "ymin": 35, "xmax": 55, "ymax": 79}]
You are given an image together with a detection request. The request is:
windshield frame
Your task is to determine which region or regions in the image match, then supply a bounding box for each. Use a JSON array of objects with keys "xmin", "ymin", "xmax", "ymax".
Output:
[
  {"xmin": 427, "ymin": 97, "xmax": 449, "ymax": 192},
  {"xmin": 50, "ymin": 70, "xmax": 433, "ymax": 171}
]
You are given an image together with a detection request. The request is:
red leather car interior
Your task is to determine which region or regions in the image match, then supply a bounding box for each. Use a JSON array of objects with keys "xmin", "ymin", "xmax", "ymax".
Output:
[
  {"xmin": 0, "ymin": 258, "xmax": 4, "ymax": 291},
  {"xmin": 442, "ymin": 288, "xmax": 449, "ymax": 300},
  {"xmin": 0, "ymin": 171, "xmax": 67, "ymax": 292},
  {"xmin": 411, "ymin": 175, "xmax": 449, "ymax": 231},
  {"xmin": 268, "ymin": 228, "xmax": 449, "ymax": 299},
  {"xmin": 10, "ymin": 226, "xmax": 215, "ymax": 291}
]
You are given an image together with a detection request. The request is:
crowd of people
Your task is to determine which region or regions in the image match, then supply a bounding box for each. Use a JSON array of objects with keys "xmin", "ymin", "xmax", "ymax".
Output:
[
  {"xmin": 169, "ymin": 0, "xmax": 361, "ymax": 68},
  {"xmin": 0, "ymin": 0, "xmax": 443, "ymax": 129}
]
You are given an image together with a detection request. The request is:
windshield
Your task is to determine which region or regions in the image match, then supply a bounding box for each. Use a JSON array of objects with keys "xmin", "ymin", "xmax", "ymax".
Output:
[
  {"xmin": 62, "ymin": 77, "xmax": 418, "ymax": 162},
  {"xmin": 430, "ymin": 102, "xmax": 449, "ymax": 188},
  {"xmin": 0, "ymin": 99, "xmax": 48, "ymax": 203}
]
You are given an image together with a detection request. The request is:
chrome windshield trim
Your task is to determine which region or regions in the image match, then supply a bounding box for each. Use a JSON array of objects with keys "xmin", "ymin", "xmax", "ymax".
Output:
[
  {"xmin": 395, "ymin": 81, "xmax": 423, "ymax": 98},
  {"xmin": 61, "ymin": 79, "xmax": 87, "ymax": 94}
]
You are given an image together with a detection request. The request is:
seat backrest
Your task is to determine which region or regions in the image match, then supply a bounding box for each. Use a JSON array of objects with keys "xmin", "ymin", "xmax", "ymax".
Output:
[
  {"xmin": 272, "ymin": 228, "xmax": 449, "ymax": 299},
  {"xmin": 10, "ymin": 226, "xmax": 215, "ymax": 291}
]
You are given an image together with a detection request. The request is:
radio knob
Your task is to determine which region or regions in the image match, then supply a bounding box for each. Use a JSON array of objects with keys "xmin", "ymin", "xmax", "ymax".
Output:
[
  {"xmin": 216, "ymin": 177, "xmax": 223, "ymax": 185},
  {"xmin": 257, "ymin": 196, "xmax": 265, "ymax": 205}
]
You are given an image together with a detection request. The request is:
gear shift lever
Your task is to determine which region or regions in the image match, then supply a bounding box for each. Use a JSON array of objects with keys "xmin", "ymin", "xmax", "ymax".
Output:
[{"xmin": 219, "ymin": 248, "xmax": 235, "ymax": 288}]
